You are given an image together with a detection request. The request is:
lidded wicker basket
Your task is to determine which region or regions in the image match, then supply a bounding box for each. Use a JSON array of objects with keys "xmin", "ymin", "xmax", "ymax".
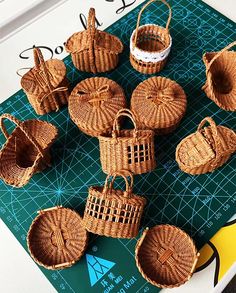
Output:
[
  {"xmin": 83, "ymin": 171, "xmax": 146, "ymax": 239},
  {"xmin": 65, "ymin": 8, "xmax": 123, "ymax": 73},
  {"xmin": 202, "ymin": 41, "xmax": 236, "ymax": 111},
  {"xmin": 130, "ymin": 0, "xmax": 172, "ymax": 74},
  {"xmin": 0, "ymin": 113, "xmax": 58, "ymax": 187},
  {"xmin": 98, "ymin": 109, "xmax": 156, "ymax": 175},
  {"xmin": 27, "ymin": 206, "xmax": 88, "ymax": 270},
  {"xmin": 21, "ymin": 48, "xmax": 69, "ymax": 115},
  {"xmin": 69, "ymin": 77, "xmax": 126, "ymax": 137},
  {"xmin": 135, "ymin": 225, "xmax": 199, "ymax": 288},
  {"xmin": 131, "ymin": 77, "xmax": 187, "ymax": 134}
]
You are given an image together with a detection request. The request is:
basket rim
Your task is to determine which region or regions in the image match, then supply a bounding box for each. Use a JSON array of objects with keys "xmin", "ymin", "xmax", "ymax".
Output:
[{"xmin": 98, "ymin": 128, "xmax": 154, "ymax": 141}]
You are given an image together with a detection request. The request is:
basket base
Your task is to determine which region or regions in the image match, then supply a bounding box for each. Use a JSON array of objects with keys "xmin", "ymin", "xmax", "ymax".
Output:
[{"xmin": 130, "ymin": 54, "xmax": 167, "ymax": 74}]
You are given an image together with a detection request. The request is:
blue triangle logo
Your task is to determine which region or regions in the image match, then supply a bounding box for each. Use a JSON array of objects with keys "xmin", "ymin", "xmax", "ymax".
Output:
[{"xmin": 86, "ymin": 254, "xmax": 116, "ymax": 287}]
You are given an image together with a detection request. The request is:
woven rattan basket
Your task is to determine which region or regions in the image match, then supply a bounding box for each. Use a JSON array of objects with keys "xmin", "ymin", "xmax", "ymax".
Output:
[
  {"xmin": 135, "ymin": 225, "xmax": 199, "ymax": 288},
  {"xmin": 0, "ymin": 113, "xmax": 58, "ymax": 187},
  {"xmin": 27, "ymin": 206, "xmax": 88, "ymax": 270},
  {"xmin": 98, "ymin": 109, "xmax": 156, "ymax": 175},
  {"xmin": 83, "ymin": 171, "xmax": 146, "ymax": 238},
  {"xmin": 131, "ymin": 76, "xmax": 187, "ymax": 134},
  {"xmin": 65, "ymin": 8, "xmax": 123, "ymax": 73},
  {"xmin": 176, "ymin": 117, "xmax": 236, "ymax": 175},
  {"xmin": 202, "ymin": 41, "xmax": 236, "ymax": 111},
  {"xmin": 21, "ymin": 48, "xmax": 69, "ymax": 115},
  {"xmin": 69, "ymin": 77, "xmax": 126, "ymax": 137},
  {"xmin": 130, "ymin": 0, "xmax": 172, "ymax": 74}
]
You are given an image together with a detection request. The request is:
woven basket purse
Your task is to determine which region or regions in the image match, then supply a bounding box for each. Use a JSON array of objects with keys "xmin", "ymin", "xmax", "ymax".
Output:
[
  {"xmin": 83, "ymin": 171, "xmax": 146, "ymax": 239},
  {"xmin": 131, "ymin": 77, "xmax": 187, "ymax": 134},
  {"xmin": 0, "ymin": 113, "xmax": 58, "ymax": 187},
  {"xmin": 27, "ymin": 206, "xmax": 88, "ymax": 270},
  {"xmin": 69, "ymin": 77, "xmax": 126, "ymax": 137},
  {"xmin": 65, "ymin": 8, "xmax": 123, "ymax": 73},
  {"xmin": 135, "ymin": 225, "xmax": 199, "ymax": 288},
  {"xmin": 98, "ymin": 109, "xmax": 156, "ymax": 175},
  {"xmin": 21, "ymin": 48, "xmax": 69, "ymax": 115},
  {"xmin": 176, "ymin": 117, "xmax": 236, "ymax": 175},
  {"xmin": 202, "ymin": 41, "xmax": 236, "ymax": 111},
  {"xmin": 130, "ymin": 0, "xmax": 172, "ymax": 74}
]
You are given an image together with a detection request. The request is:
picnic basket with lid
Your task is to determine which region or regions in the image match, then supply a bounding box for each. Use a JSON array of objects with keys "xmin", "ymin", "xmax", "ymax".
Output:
[
  {"xmin": 0, "ymin": 113, "xmax": 58, "ymax": 187},
  {"xmin": 130, "ymin": 0, "xmax": 172, "ymax": 74},
  {"xmin": 68, "ymin": 77, "xmax": 126, "ymax": 137},
  {"xmin": 21, "ymin": 48, "xmax": 69, "ymax": 115},
  {"xmin": 83, "ymin": 171, "xmax": 146, "ymax": 239},
  {"xmin": 131, "ymin": 76, "xmax": 187, "ymax": 134},
  {"xmin": 135, "ymin": 225, "xmax": 199, "ymax": 288},
  {"xmin": 65, "ymin": 8, "xmax": 123, "ymax": 73},
  {"xmin": 27, "ymin": 206, "xmax": 88, "ymax": 270},
  {"xmin": 176, "ymin": 117, "xmax": 236, "ymax": 175},
  {"xmin": 202, "ymin": 41, "xmax": 236, "ymax": 111},
  {"xmin": 98, "ymin": 109, "xmax": 156, "ymax": 175}
]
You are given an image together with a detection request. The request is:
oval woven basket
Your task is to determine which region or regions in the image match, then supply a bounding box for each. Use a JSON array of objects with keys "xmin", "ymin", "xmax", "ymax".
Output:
[
  {"xmin": 21, "ymin": 48, "xmax": 69, "ymax": 115},
  {"xmin": 27, "ymin": 206, "xmax": 88, "ymax": 270},
  {"xmin": 69, "ymin": 77, "xmax": 126, "ymax": 137},
  {"xmin": 135, "ymin": 225, "xmax": 199, "ymax": 288},
  {"xmin": 83, "ymin": 171, "xmax": 146, "ymax": 239},
  {"xmin": 202, "ymin": 41, "xmax": 236, "ymax": 112},
  {"xmin": 176, "ymin": 117, "xmax": 236, "ymax": 175},
  {"xmin": 131, "ymin": 76, "xmax": 187, "ymax": 134},
  {"xmin": 130, "ymin": 0, "xmax": 172, "ymax": 74},
  {"xmin": 98, "ymin": 109, "xmax": 156, "ymax": 175},
  {"xmin": 0, "ymin": 113, "xmax": 58, "ymax": 187},
  {"xmin": 65, "ymin": 8, "xmax": 123, "ymax": 73}
]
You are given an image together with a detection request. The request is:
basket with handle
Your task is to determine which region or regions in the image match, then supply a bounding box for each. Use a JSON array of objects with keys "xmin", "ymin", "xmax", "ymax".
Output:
[
  {"xmin": 130, "ymin": 0, "xmax": 172, "ymax": 74},
  {"xmin": 83, "ymin": 171, "xmax": 146, "ymax": 239},
  {"xmin": 98, "ymin": 109, "xmax": 156, "ymax": 175},
  {"xmin": 21, "ymin": 47, "xmax": 69, "ymax": 115},
  {"xmin": 202, "ymin": 41, "xmax": 236, "ymax": 111},
  {"xmin": 65, "ymin": 8, "xmax": 123, "ymax": 73},
  {"xmin": 0, "ymin": 113, "xmax": 58, "ymax": 187}
]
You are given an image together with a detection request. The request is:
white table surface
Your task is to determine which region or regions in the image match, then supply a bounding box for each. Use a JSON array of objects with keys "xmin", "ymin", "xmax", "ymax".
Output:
[{"xmin": 0, "ymin": 1, "xmax": 235, "ymax": 293}]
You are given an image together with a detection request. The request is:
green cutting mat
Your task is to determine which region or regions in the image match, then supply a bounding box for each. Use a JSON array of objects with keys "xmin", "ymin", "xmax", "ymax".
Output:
[{"xmin": 0, "ymin": 0, "xmax": 236, "ymax": 292}]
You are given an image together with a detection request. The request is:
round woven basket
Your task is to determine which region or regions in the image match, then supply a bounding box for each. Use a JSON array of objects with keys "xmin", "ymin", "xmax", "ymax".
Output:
[
  {"xmin": 21, "ymin": 48, "xmax": 69, "ymax": 115},
  {"xmin": 0, "ymin": 113, "xmax": 58, "ymax": 187},
  {"xmin": 83, "ymin": 171, "xmax": 146, "ymax": 239},
  {"xmin": 69, "ymin": 77, "xmax": 126, "ymax": 137},
  {"xmin": 27, "ymin": 206, "xmax": 88, "ymax": 270},
  {"xmin": 130, "ymin": 0, "xmax": 172, "ymax": 74},
  {"xmin": 65, "ymin": 8, "xmax": 123, "ymax": 73},
  {"xmin": 202, "ymin": 41, "xmax": 236, "ymax": 112},
  {"xmin": 131, "ymin": 76, "xmax": 187, "ymax": 134},
  {"xmin": 135, "ymin": 225, "xmax": 199, "ymax": 288}
]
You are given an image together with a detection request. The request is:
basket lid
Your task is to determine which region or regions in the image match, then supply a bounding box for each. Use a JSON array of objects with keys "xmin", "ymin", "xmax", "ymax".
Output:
[{"xmin": 131, "ymin": 77, "xmax": 187, "ymax": 130}]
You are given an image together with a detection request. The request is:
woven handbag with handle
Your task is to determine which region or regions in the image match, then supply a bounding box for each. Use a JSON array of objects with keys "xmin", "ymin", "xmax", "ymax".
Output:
[{"xmin": 83, "ymin": 171, "xmax": 146, "ymax": 239}]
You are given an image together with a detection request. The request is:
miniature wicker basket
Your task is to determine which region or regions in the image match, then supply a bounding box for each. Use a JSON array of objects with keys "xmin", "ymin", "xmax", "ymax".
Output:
[
  {"xmin": 21, "ymin": 48, "xmax": 69, "ymax": 115},
  {"xmin": 130, "ymin": 0, "xmax": 172, "ymax": 74},
  {"xmin": 98, "ymin": 109, "xmax": 156, "ymax": 175},
  {"xmin": 83, "ymin": 171, "xmax": 146, "ymax": 239},
  {"xmin": 202, "ymin": 41, "xmax": 236, "ymax": 111},
  {"xmin": 176, "ymin": 117, "xmax": 236, "ymax": 175},
  {"xmin": 69, "ymin": 77, "xmax": 126, "ymax": 137},
  {"xmin": 0, "ymin": 113, "xmax": 58, "ymax": 187},
  {"xmin": 131, "ymin": 77, "xmax": 187, "ymax": 134},
  {"xmin": 135, "ymin": 225, "xmax": 199, "ymax": 288},
  {"xmin": 27, "ymin": 206, "xmax": 88, "ymax": 270},
  {"xmin": 65, "ymin": 8, "xmax": 123, "ymax": 73}
]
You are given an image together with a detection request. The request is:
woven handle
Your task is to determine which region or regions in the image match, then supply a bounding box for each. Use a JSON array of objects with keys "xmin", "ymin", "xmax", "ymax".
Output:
[
  {"xmin": 77, "ymin": 84, "xmax": 112, "ymax": 106},
  {"xmin": 134, "ymin": 0, "xmax": 172, "ymax": 47},
  {"xmin": 87, "ymin": 8, "xmax": 97, "ymax": 73},
  {"xmin": 112, "ymin": 109, "xmax": 138, "ymax": 138},
  {"xmin": 146, "ymin": 87, "xmax": 174, "ymax": 105}
]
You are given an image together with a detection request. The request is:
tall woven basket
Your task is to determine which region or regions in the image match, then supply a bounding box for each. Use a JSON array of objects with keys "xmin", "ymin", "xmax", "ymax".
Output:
[
  {"xmin": 130, "ymin": 0, "xmax": 172, "ymax": 74},
  {"xmin": 98, "ymin": 109, "xmax": 156, "ymax": 175},
  {"xmin": 65, "ymin": 8, "xmax": 123, "ymax": 73},
  {"xmin": 83, "ymin": 171, "xmax": 146, "ymax": 239},
  {"xmin": 202, "ymin": 41, "xmax": 236, "ymax": 111},
  {"xmin": 0, "ymin": 113, "xmax": 58, "ymax": 187}
]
